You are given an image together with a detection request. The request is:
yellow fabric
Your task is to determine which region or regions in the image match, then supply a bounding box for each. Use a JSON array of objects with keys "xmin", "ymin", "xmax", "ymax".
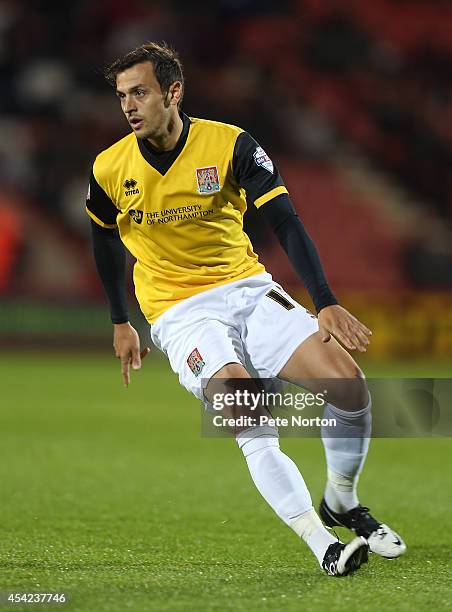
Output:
[
  {"xmin": 254, "ymin": 185, "xmax": 288, "ymax": 209},
  {"xmin": 91, "ymin": 117, "xmax": 273, "ymax": 323},
  {"xmin": 85, "ymin": 207, "xmax": 117, "ymax": 229}
]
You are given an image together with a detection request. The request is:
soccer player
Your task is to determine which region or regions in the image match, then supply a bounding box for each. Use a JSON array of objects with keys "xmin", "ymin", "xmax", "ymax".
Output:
[{"xmin": 86, "ymin": 42, "xmax": 406, "ymax": 576}]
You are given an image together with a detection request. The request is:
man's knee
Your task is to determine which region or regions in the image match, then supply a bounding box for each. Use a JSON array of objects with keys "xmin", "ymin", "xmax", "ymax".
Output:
[
  {"xmin": 327, "ymin": 357, "xmax": 369, "ymax": 412},
  {"xmin": 204, "ymin": 362, "xmax": 251, "ymax": 402},
  {"xmin": 204, "ymin": 363, "xmax": 270, "ymax": 433},
  {"xmin": 212, "ymin": 362, "xmax": 250, "ymax": 381},
  {"xmin": 336, "ymin": 376, "xmax": 369, "ymax": 413}
]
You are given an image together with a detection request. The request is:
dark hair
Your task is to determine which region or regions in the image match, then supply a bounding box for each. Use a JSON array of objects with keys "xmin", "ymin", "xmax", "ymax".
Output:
[{"xmin": 104, "ymin": 41, "xmax": 184, "ymax": 103}]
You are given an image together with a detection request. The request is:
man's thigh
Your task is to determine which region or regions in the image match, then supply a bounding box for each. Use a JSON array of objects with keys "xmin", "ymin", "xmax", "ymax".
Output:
[
  {"xmin": 278, "ymin": 333, "xmax": 368, "ymax": 411},
  {"xmin": 244, "ymin": 281, "xmax": 319, "ymax": 377},
  {"xmin": 151, "ymin": 309, "xmax": 244, "ymax": 402}
]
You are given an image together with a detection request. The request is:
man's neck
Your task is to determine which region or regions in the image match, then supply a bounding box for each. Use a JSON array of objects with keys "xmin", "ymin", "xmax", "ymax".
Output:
[{"xmin": 147, "ymin": 112, "xmax": 184, "ymax": 152}]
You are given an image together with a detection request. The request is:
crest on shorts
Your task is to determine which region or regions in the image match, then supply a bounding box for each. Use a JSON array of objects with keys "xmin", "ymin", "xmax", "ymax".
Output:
[
  {"xmin": 253, "ymin": 146, "xmax": 274, "ymax": 174},
  {"xmin": 196, "ymin": 166, "xmax": 221, "ymax": 194},
  {"xmin": 187, "ymin": 348, "xmax": 205, "ymax": 377}
]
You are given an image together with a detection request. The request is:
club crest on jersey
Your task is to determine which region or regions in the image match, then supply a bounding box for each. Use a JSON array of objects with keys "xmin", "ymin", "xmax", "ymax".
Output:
[
  {"xmin": 253, "ymin": 146, "xmax": 274, "ymax": 174},
  {"xmin": 123, "ymin": 178, "xmax": 140, "ymax": 196},
  {"xmin": 187, "ymin": 348, "xmax": 205, "ymax": 377},
  {"xmin": 129, "ymin": 210, "xmax": 143, "ymax": 224},
  {"xmin": 196, "ymin": 166, "xmax": 221, "ymax": 194}
]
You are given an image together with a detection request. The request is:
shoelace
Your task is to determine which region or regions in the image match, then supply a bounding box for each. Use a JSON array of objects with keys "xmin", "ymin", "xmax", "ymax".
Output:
[{"xmin": 350, "ymin": 506, "xmax": 380, "ymax": 536}]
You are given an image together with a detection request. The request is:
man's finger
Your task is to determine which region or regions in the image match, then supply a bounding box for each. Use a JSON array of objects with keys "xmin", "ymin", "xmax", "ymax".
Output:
[
  {"xmin": 341, "ymin": 314, "xmax": 372, "ymax": 338},
  {"xmin": 343, "ymin": 320, "xmax": 371, "ymax": 350},
  {"xmin": 346, "ymin": 323, "xmax": 371, "ymax": 350},
  {"xmin": 337, "ymin": 331, "xmax": 356, "ymax": 350},
  {"xmin": 141, "ymin": 347, "xmax": 151, "ymax": 359},
  {"xmin": 350, "ymin": 332, "xmax": 366, "ymax": 352},
  {"xmin": 131, "ymin": 347, "xmax": 142, "ymax": 371},
  {"xmin": 320, "ymin": 327, "xmax": 331, "ymax": 343},
  {"xmin": 355, "ymin": 320, "xmax": 372, "ymax": 336},
  {"xmin": 121, "ymin": 356, "xmax": 131, "ymax": 387},
  {"xmin": 355, "ymin": 329, "xmax": 370, "ymax": 349}
]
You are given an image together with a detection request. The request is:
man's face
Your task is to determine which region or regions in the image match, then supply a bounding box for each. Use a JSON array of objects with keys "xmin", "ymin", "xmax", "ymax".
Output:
[{"xmin": 115, "ymin": 62, "xmax": 173, "ymax": 140}]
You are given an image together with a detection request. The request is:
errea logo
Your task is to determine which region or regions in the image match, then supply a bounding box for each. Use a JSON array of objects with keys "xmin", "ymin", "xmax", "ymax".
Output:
[{"xmin": 123, "ymin": 178, "xmax": 140, "ymax": 196}]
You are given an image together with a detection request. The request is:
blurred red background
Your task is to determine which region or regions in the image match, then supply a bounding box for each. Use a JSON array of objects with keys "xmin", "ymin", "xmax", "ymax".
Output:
[{"xmin": 1, "ymin": 0, "xmax": 451, "ymax": 359}]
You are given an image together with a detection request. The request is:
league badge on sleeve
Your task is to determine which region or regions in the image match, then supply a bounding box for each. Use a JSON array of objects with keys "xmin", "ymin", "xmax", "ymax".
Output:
[
  {"xmin": 187, "ymin": 348, "xmax": 205, "ymax": 377},
  {"xmin": 253, "ymin": 146, "xmax": 274, "ymax": 174},
  {"xmin": 196, "ymin": 166, "xmax": 221, "ymax": 194}
]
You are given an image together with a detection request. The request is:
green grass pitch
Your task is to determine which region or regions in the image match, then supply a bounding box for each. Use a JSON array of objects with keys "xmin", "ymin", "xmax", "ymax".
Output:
[{"xmin": 0, "ymin": 353, "xmax": 451, "ymax": 611}]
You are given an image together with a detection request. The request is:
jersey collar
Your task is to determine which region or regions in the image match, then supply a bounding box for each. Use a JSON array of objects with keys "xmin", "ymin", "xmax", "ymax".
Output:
[{"xmin": 136, "ymin": 112, "xmax": 191, "ymax": 176}]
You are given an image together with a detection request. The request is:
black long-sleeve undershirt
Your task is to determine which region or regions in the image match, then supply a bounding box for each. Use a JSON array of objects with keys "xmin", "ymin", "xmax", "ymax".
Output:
[
  {"xmin": 259, "ymin": 194, "xmax": 338, "ymax": 312},
  {"xmin": 91, "ymin": 221, "xmax": 129, "ymax": 324}
]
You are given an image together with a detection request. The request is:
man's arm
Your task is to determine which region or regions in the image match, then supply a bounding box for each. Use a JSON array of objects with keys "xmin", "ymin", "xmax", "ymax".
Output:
[
  {"xmin": 259, "ymin": 194, "xmax": 371, "ymax": 352},
  {"xmin": 259, "ymin": 194, "xmax": 337, "ymax": 313},
  {"xmin": 91, "ymin": 221, "xmax": 149, "ymax": 386},
  {"xmin": 91, "ymin": 221, "xmax": 129, "ymax": 324},
  {"xmin": 230, "ymin": 131, "xmax": 371, "ymax": 352},
  {"xmin": 87, "ymin": 163, "xmax": 150, "ymax": 385}
]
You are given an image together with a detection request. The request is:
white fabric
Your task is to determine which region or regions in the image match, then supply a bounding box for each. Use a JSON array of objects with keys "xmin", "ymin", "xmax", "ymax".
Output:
[
  {"xmin": 324, "ymin": 469, "xmax": 360, "ymax": 512},
  {"xmin": 237, "ymin": 425, "xmax": 314, "ymax": 525},
  {"xmin": 151, "ymin": 272, "xmax": 318, "ymax": 400},
  {"xmin": 321, "ymin": 399, "xmax": 372, "ymax": 512},
  {"xmin": 290, "ymin": 508, "xmax": 337, "ymax": 565}
]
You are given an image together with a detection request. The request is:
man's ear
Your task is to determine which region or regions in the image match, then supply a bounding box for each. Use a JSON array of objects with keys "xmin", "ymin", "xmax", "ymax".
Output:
[{"xmin": 168, "ymin": 81, "xmax": 182, "ymax": 106}]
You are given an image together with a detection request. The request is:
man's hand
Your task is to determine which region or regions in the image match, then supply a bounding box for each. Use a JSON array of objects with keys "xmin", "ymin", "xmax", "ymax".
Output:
[
  {"xmin": 113, "ymin": 322, "xmax": 150, "ymax": 387},
  {"xmin": 318, "ymin": 305, "xmax": 372, "ymax": 352}
]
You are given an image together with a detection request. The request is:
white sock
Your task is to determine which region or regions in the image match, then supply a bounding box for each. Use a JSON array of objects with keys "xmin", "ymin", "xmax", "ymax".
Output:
[
  {"xmin": 321, "ymin": 398, "xmax": 372, "ymax": 513},
  {"xmin": 290, "ymin": 509, "xmax": 337, "ymax": 565},
  {"xmin": 324, "ymin": 470, "xmax": 359, "ymax": 513},
  {"xmin": 237, "ymin": 425, "xmax": 335, "ymax": 564}
]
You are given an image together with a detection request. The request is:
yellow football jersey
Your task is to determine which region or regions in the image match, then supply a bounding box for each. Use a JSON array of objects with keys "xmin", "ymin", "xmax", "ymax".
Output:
[{"xmin": 86, "ymin": 114, "xmax": 288, "ymax": 323}]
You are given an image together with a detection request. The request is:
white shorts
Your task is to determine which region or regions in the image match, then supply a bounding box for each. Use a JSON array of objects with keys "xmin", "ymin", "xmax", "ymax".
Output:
[{"xmin": 150, "ymin": 272, "xmax": 319, "ymax": 401}]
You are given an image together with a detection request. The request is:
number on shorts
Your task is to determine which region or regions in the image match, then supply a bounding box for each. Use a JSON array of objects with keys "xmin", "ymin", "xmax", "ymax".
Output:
[{"xmin": 266, "ymin": 289, "xmax": 294, "ymax": 310}]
